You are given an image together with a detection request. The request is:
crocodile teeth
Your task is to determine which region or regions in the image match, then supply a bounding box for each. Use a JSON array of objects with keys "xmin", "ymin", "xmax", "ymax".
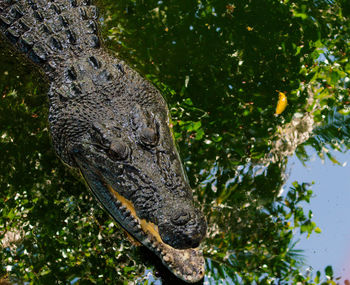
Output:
[
  {"xmin": 124, "ymin": 209, "xmax": 131, "ymax": 217},
  {"xmin": 128, "ymin": 217, "xmax": 138, "ymax": 227}
]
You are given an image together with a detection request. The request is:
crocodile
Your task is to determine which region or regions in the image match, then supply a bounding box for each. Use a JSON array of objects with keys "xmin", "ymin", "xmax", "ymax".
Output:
[{"xmin": 0, "ymin": 0, "xmax": 207, "ymax": 282}]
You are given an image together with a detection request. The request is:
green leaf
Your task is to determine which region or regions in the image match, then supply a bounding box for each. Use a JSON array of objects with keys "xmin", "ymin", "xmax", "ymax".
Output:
[
  {"xmin": 293, "ymin": 11, "xmax": 308, "ymax": 19},
  {"xmin": 195, "ymin": 129, "xmax": 205, "ymax": 140},
  {"xmin": 325, "ymin": 265, "xmax": 334, "ymax": 279},
  {"xmin": 314, "ymin": 270, "xmax": 321, "ymax": 283}
]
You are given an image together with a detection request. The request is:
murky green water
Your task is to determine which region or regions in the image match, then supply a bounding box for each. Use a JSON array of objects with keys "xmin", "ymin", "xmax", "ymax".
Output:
[{"xmin": 1, "ymin": 1, "xmax": 349, "ymax": 284}]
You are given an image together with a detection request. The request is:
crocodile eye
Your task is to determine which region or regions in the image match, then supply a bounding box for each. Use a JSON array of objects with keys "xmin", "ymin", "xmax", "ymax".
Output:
[
  {"xmin": 140, "ymin": 127, "xmax": 158, "ymax": 147},
  {"xmin": 109, "ymin": 141, "xmax": 129, "ymax": 161},
  {"xmin": 171, "ymin": 210, "xmax": 191, "ymax": 226}
]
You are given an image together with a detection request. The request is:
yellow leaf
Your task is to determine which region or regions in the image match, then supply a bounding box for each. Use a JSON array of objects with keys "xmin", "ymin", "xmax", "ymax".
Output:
[
  {"xmin": 275, "ymin": 91, "xmax": 288, "ymax": 115},
  {"xmin": 315, "ymin": 227, "xmax": 322, "ymax": 233}
]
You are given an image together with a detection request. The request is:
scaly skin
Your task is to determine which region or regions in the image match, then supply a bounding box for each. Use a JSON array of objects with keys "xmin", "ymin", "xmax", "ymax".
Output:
[{"xmin": 0, "ymin": 0, "xmax": 206, "ymax": 282}]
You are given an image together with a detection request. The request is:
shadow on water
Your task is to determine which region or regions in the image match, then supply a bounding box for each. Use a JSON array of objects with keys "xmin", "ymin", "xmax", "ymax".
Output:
[{"xmin": 1, "ymin": 0, "xmax": 349, "ymax": 284}]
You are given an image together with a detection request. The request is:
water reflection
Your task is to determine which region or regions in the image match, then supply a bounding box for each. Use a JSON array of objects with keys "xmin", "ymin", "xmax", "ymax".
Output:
[{"xmin": 1, "ymin": 0, "xmax": 349, "ymax": 284}]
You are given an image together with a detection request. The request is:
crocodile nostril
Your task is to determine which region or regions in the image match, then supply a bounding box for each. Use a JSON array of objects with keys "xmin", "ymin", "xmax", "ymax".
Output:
[{"xmin": 171, "ymin": 210, "xmax": 190, "ymax": 226}]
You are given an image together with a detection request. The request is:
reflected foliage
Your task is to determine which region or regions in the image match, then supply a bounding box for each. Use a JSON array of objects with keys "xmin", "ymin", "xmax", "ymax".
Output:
[{"xmin": 1, "ymin": 0, "xmax": 349, "ymax": 284}]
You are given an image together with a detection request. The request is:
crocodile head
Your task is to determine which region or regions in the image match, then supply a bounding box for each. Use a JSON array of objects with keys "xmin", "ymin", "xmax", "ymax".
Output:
[{"xmin": 50, "ymin": 59, "xmax": 207, "ymax": 282}]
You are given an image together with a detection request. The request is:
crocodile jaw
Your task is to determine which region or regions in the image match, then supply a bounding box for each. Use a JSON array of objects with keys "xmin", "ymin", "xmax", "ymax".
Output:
[
  {"xmin": 108, "ymin": 185, "xmax": 205, "ymax": 283},
  {"xmin": 76, "ymin": 161, "xmax": 205, "ymax": 283}
]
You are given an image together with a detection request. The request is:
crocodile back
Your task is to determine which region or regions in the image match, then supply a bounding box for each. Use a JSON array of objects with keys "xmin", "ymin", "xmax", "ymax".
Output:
[{"xmin": 0, "ymin": 0, "xmax": 100, "ymax": 79}]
